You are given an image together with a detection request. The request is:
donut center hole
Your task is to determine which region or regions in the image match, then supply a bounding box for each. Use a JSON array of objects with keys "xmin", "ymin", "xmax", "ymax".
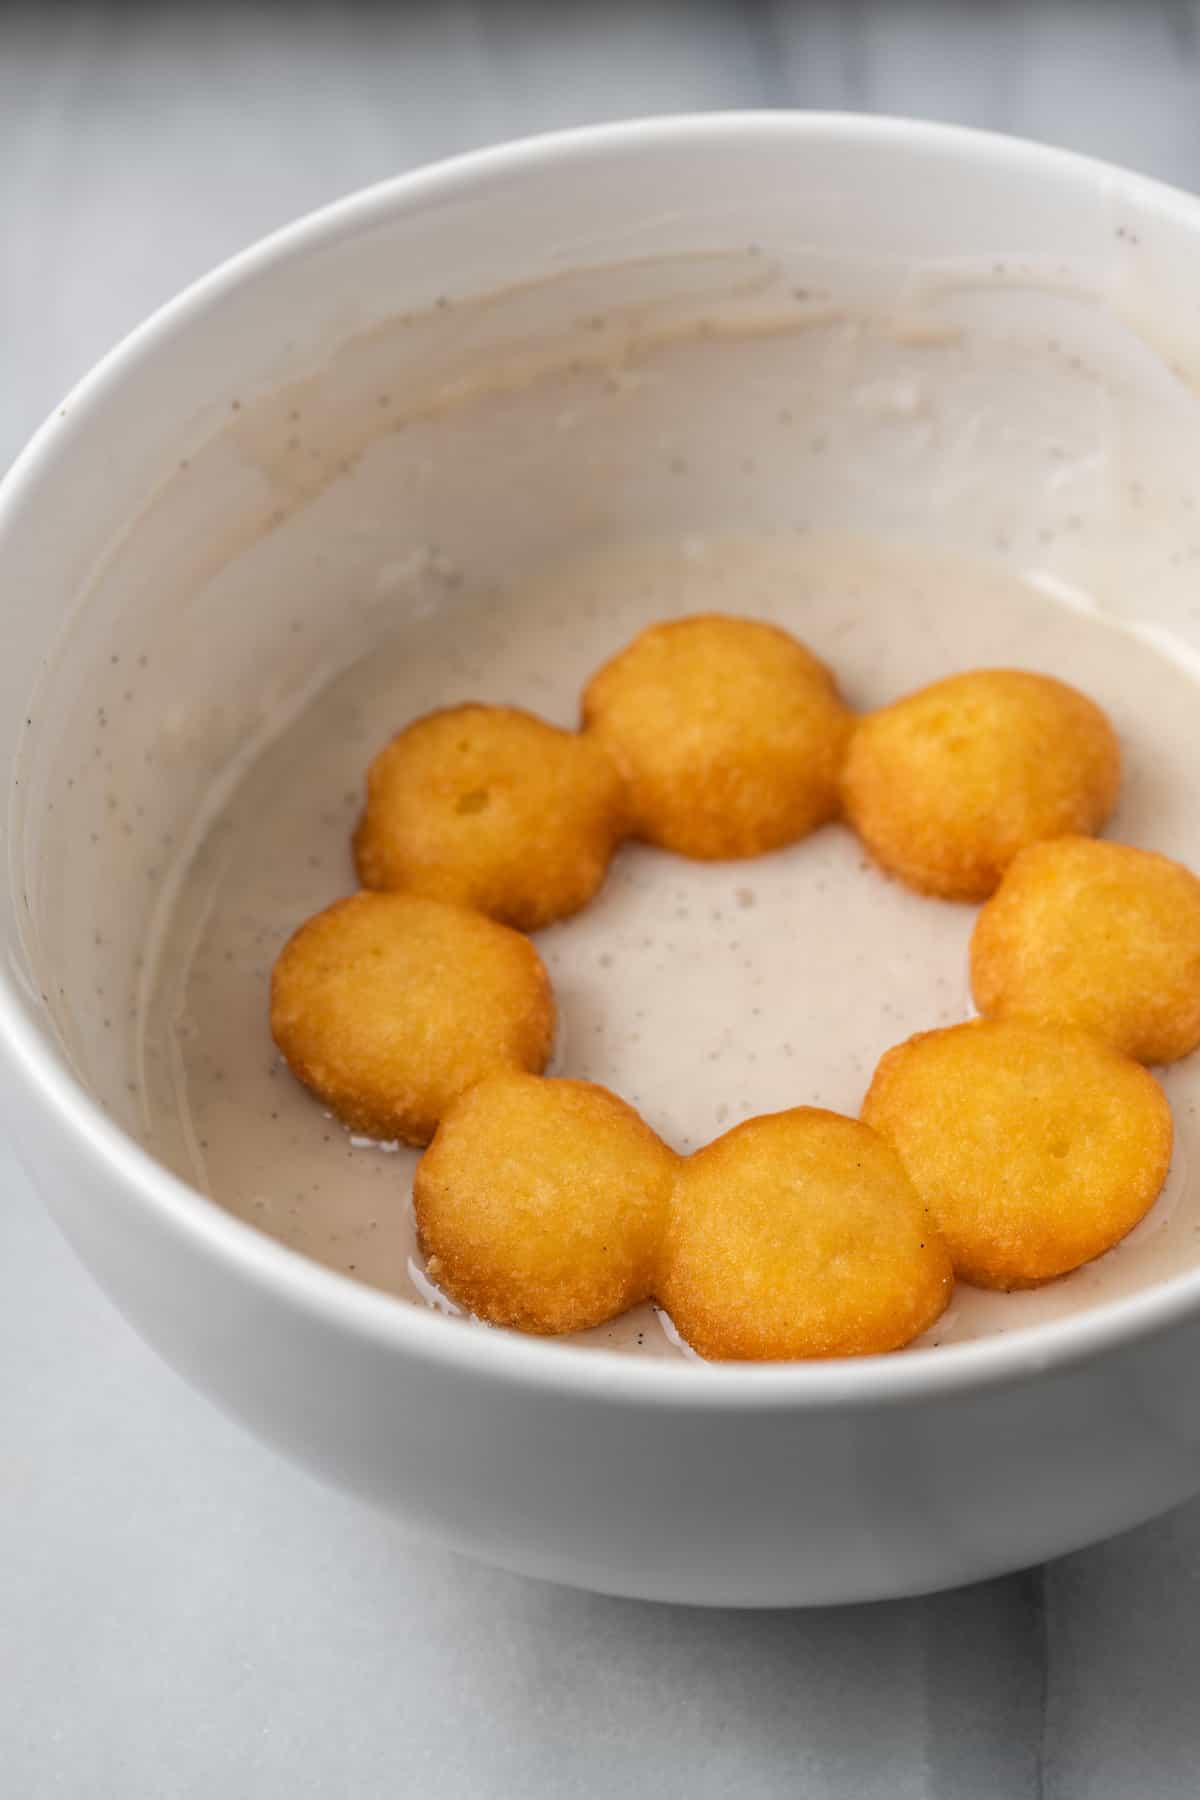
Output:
[{"xmin": 535, "ymin": 829, "xmax": 976, "ymax": 1154}]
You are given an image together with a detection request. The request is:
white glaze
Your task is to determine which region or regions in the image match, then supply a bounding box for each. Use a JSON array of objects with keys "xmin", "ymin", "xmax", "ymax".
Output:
[{"xmin": 141, "ymin": 531, "xmax": 1200, "ymax": 1356}]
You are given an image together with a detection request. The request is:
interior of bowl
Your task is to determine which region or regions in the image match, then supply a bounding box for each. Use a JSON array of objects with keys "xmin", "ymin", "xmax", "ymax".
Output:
[{"xmin": 8, "ymin": 116, "xmax": 1200, "ymax": 1367}]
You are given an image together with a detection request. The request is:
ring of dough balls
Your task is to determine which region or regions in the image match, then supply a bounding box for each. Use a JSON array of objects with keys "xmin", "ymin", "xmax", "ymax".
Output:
[
  {"xmin": 271, "ymin": 891, "xmax": 554, "ymax": 1146},
  {"xmin": 861, "ymin": 1019, "xmax": 1172, "ymax": 1290},
  {"xmin": 354, "ymin": 703, "xmax": 627, "ymax": 930},
  {"xmin": 841, "ymin": 669, "xmax": 1120, "ymax": 900},
  {"xmin": 582, "ymin": 614, "xmax": 853, "ymax": 859},
  {"xmin": 970, "ymin": 837, "xmax": 1200, "ymax": 1065},
  {"xmin": 657, "ymin": 1109, "xmax": 953, "ymax": 1359},
  {"xmin": 413, "ymin": 1073, "xmax": 679, "ymax": 1334},
  {"xmin": 268, "ymin": 611, "xmax": 1195, "ymax": 1359}
]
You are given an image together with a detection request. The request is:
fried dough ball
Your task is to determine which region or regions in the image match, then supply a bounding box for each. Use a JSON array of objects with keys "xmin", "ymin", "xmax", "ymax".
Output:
[
  {"xmin": 861, "ymin": 1019, "xmax": 1172, "ymax": 1289},
  {"xmin": 971, "ymin": 837, "xmax": 1200, "ymax": 1065},
  {"xmin": 657, "ymin": 1108, "xmax": 953, "ymax": 1360},
  {"xmin": 354, "ymin": 704, "xmax": 627, "ymax": 931},
  {"xmin": 581, "ymin": 614, "xmax": 853, "ymax": 860},
  {"xmin": 841, "ymin": 670, "xmax": 1120, "ymax": 900},
  {"xmin": 271, "ymin": 892, "xmax": 554, "ymax": 1145},
  {"xmin": 413, "ymin": 1074, "xmax": 678, "ymax": 1334}
]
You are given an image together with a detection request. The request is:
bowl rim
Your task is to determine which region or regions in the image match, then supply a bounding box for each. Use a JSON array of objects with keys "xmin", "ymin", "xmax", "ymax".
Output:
[{"xmin": 5, "ymin": 107, "xmax": 1200, "ymax": 1412}]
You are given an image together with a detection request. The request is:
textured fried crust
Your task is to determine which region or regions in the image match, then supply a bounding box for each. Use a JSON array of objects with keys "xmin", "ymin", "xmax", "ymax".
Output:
[
  {"xmin": 841, "ymin": 670, "xmax": 1120, "ymax": 900},
  {"xmin": 971, "ymin": 837, "xmax": 1200, "ymax": 1065},
  {"xmin": 657, "ymin": 1108, "xmax": 953, "ymax": 1360},
  {"xmin": 354, "ymin": 704, "xmax": 627, "ymax": 931},
  {"xmin": 581, "ymin": 613, "xmax": 853, "ymax": 860},
  {"xmin": 862, "ymin": 1019, "xmax": 1172, "ymax": 1289},
  {"xmin": 413, "ymin": 1074, "xmax": 679, "ymax": 1334},
  {"xmin": 270, "ymin": 892, "xmax": 554, "ymax": 1145}
]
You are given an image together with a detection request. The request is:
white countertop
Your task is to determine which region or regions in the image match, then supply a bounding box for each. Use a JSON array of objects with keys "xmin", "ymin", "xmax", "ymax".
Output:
[{"xmin": 5, "ymin": 6, "xmax": 1200, "ymax": 1793}]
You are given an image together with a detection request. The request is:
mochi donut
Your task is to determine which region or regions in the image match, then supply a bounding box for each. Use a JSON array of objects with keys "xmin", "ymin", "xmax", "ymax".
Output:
[
  {"xmin": 861, "ymin": 1018, "xmax": 1172, "ymax": 1289},
  {"xmin": 354, "ymin": 703, "xmax": 627, "ymax": 931},
  {"xmin": 658, "ymin": 1108, "xmax": 953, "ymax": 1360},
  {"xmin": 581, "ymin": 613, "xmax": 853, "ymax": 860},
  {"xmin": 271, "ymin": 891, "xmax": 555, "ymax": 1145},
  {"xmin": 841, "ymin": 669, "xmax": 1120, "ymax": 900},
  {"xmin": 970, "ymin": 836, "xmax": 1200, "ymax": 1065},
  {"xmin": 414, "ymin": 1073, "xmax": 679, "ymax": 1334}
]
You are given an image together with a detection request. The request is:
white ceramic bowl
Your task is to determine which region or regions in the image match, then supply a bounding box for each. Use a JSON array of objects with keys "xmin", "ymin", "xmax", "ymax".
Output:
[{"xmin": 6, "ymin": 114, "xmax": 1200, "ymax": 1607}]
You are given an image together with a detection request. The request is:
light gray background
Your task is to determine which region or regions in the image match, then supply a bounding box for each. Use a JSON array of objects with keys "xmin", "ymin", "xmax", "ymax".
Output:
[{"xmin": 4, "ymin": 5, "xmax": 1200, "ymax": 1794}]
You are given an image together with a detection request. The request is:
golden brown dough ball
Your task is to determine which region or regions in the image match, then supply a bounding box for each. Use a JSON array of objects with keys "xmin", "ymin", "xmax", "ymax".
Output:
[
  {"xmin": 354, "ymin": 704, "xmax": 627, "ymax": 931},
  {"xmin": 413, "ymin": 1073, "xmax": 678, "ymax": 1334},
  {"xmin": 841, "ymin": 670, "xmax": 1120, "ymax": 900},
  {"xmin": 657, "ymin": 1108, "xmax": 953, "ymax": 1360},
  {"xmin": 861, "ymin": 1019, "xmax": 1172, "ymax": 1289},
  {"xmin": 270, "ymin": 891, "xmax": 554, "ymax": 1145},
  {"xmin": 581, "ymin": 613, "xmax": 853, "ymax": 860},
  {"xmin": 970, "ymin": 837, "xmax": 1200, "ymax": 1065}
]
